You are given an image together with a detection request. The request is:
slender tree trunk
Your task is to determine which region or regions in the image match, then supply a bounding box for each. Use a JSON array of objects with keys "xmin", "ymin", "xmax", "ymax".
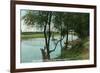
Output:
[
  {"xmin": 42, "ymin": 12, "xmax": 50, "ymax": 60},
  {"xmin": 43, "ymin": 24, "xmax": 48, "ymax": 59},
  {"xmin": 60, "ymin": 25, "xmax": 63, "ymax": 49},
  {"xmin": 47, "ymin": 12, "xmax": 52, "ymax": 59},
  {"xmin": 59, "ymin": 15, "xmax": 63, "ymax": 52},
  {"xmin": 41, "ymin": 12, "xmax": 52, "ymax": 61},
  {"xmin": 65, "ymin": 24, "xmax": 69, "ymax": 50}
]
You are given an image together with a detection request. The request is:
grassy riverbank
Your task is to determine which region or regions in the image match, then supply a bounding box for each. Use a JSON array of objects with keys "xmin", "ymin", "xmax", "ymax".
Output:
[
  {"xmin": 21, "ymin": 32, "xmax": 59, "ymax": 39},
  {"xmin": 21, "ymin": 33, "xmax": 44, "ymax": 39},
  {"xmin": 56, "ymin": 37, "xmax": 89, "ymax": 60},
  {"xmin": 21, "ymin": 32, "xmax": 77, "ymax": 39}
]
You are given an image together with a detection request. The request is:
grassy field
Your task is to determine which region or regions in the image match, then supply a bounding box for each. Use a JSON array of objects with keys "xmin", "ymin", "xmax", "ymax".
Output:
[
  {"xmin": 21, "ymin": 33, "xmax": 44, "ymax": 39},
  {"xmin": 56, "ymin": 37, "xmax": 89, "ymax": 60},
  {"xmin": 21, "ymin": 32, "xmax": 59, "ymax": 39}
]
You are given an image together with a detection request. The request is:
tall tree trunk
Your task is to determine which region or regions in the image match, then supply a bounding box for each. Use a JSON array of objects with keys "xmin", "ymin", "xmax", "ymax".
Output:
[
  {"xmin": 47, "ymin": 12, "xmax": 52, "ymax": 59},
  {"xmin": 59, "ymin": 15, "xmax": 63, "ymax": 52},
  {"xmin": 42, "ymin": 12, "xmax": 50, "ymax": 60},
  {"xmin": 60, "ymin": 25, "xmax": 63, "ymax": 49},
  {"xmin": 43, "ymin": 24, "xmax": 48, "ymax": 60},
  {"xmin": 41, "ymin": 12, "xmax": 52, "ymax": 61},
  {"xmin": 65, "ymin": 24, "xmax": 69, "ymax": 50}
]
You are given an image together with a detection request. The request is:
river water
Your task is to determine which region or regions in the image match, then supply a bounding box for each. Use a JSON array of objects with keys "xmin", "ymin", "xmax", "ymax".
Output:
[{"xmin": 21, "ymin": 35, "xmax": 78, "ymax": 63}]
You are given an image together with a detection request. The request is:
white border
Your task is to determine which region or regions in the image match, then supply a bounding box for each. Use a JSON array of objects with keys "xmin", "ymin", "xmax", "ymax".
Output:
[{"xmin": 16, "ymin": 4, "xmax": 94, "ymax": 69}]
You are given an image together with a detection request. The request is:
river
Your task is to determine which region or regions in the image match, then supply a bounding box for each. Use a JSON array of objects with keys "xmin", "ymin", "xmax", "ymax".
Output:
[{"xmin": 21, "ymin": 35, "xmax": 78, "ymax": 63}]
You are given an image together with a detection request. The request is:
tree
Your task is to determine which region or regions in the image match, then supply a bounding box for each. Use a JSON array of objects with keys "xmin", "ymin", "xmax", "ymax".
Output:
[
  {"xmin": 53, "ymin": 12, "xmax": 74, "ymax": 50},
  {"xmin": 72, "ymin": 13, "xmax": 89, "ymax": 39},
  {"xmin": 22, "ymin": 10, "xmax": 89, "ymax": 61},
  {"xmin": 22, "ymin": 10, "xmax": 54, "ymax": 61},
  {"xmin": 53, "ymin": 12, "xmax": 65, "ymax": 50}
]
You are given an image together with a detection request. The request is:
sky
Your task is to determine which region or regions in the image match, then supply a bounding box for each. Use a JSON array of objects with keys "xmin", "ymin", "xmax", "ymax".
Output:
[
  {"xmin": 21, "ymin": 10, "xmax": 43, "ymax": 32},
  {"xmin": 20, "ymin": 10, "xmax": 57, "ymax": 32}
]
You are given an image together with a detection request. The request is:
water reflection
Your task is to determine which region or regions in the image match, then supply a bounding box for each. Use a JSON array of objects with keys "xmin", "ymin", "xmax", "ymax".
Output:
[{"xmin": 21, "ymin": 35, "xmax": 78, "ymax": 63}]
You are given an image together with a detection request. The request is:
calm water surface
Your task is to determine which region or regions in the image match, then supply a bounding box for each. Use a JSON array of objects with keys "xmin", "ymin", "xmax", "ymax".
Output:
[{"xmin": 21, "ymin": 35, "xmax": 78, "ymax": 63}]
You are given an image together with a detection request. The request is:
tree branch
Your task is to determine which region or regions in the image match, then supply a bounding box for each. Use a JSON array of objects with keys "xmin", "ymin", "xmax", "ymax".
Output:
[{"xmin": 49, "ymin": 36, "xmax": 64, "ymax": 53}]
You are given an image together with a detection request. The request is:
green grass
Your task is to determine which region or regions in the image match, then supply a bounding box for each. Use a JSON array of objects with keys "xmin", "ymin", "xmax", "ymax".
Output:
[
  {"xmin": 21, "ymin": 34, "xmax": 44, "ymax": 39},
  {"xmin": 56, "ymin": 37, "xmax": 89, "ymax": 60},
  {"xmin": 21, "ymin": 32, "xmax": 59, "ymax": 39}
]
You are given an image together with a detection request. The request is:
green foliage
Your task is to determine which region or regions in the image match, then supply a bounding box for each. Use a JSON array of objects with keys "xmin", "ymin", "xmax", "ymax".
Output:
[
  {"xmin": 73, "ymin": 13, "xmax": 89, "ymax": 39},
  {"xmin": 22, "ymin": 11, "xmax": 37, "ymax": 26},
  {"xmin": 22, "ymin": 10, "xmax": 89, "ymax": 61},
  {"xmin": 56, "ymin": 37, "xmax": 89, "ymax": 60},
  {"xmin": 22, "ymin": 10, "xmax": 89, "ymax": 39}
]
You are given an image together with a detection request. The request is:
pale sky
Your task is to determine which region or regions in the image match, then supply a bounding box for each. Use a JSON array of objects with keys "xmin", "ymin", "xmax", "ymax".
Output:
[
  {"xmin": 21, "ymin": 20, "xmax": 43, "ymax": 32},
  {"xmin": 20, "ymin": 10, "xmax": 43, "ymax": 32},
  {"xmin": 21, "ymin": 10, "xmax": 57, "ymax": 32}
]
